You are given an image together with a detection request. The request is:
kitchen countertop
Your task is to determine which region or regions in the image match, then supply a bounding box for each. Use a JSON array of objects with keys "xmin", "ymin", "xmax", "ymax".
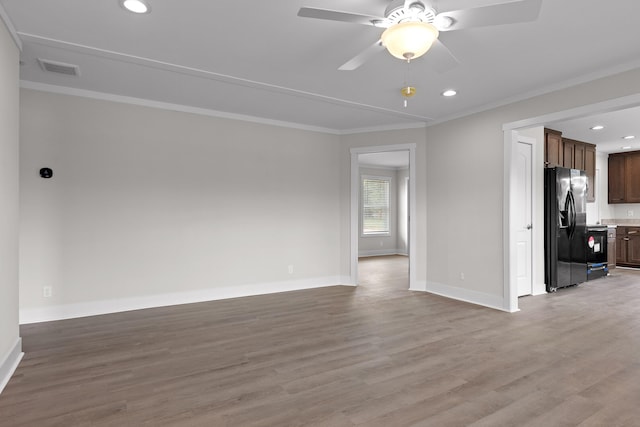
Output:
[{"xmin": 600, "ymin": 219, "xmax": 640, "ymax": 227}]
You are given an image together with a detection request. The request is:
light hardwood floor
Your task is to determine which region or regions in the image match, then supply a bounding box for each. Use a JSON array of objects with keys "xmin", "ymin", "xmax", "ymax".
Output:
[{"xmin": 1, "ymin": 256, "xmax": 640, "ymax": 426}]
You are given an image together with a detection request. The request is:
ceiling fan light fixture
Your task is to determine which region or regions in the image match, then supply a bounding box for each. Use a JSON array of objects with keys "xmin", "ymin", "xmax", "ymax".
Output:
[
  {"xmin": 381, "ymin": 21, "xmax": 439, "ymax": 60},
  {"xmin": 121, "ymin": 0, "xmax": 150, "ymax": 14}
]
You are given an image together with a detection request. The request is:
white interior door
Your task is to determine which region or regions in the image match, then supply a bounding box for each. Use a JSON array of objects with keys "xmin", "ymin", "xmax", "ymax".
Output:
[{"xmin": 514, "ymin": 141, "xmax": 533, "ymax": 296}]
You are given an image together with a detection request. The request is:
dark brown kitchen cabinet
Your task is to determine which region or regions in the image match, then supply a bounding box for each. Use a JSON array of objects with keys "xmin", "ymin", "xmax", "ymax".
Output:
[
  {"xmin": 585, "ymin": 144, "xmax": 596, "ymax": 202},
  {"xmin": 628, "ymin": 233, "xmax": 640, "ymax": 265},
  {"xmin": 544, "ymin": 128, "xmax": 563, "ymax": 168},
  {"xmin": 562, "ymin": 138, "xmax": 589, "ymax": 170},
  {"xmin": 607, "ymin": 227, "xmax": 616, "ymax": 269},
  {"xmin": 573, "ymin": 141, "xmax": 585, "ymax": 170},
  {"xmin": 608, "ymin": 151, "xmax": 640, "ymax": 203},
  {"xmin": 616, "ymin": 228, "xmax": 627, "ymax": 265},
  {"xmin": 615, "ymin": 226, "xmax": 640, "ymax": 267},
  {"xmin": 625, "ymin": 154, "xmax": 640, "ymax": 203},
  {"xmin": 562, "ymin": 139, "xmax": 575, "ymax": 168},
  {"xmin": 544, "ymin": 129, "xmax": 596, "ymax": 202},
  {"xmin": 609, "ymin": 154, "xmax": 626, "ymax": 203}
]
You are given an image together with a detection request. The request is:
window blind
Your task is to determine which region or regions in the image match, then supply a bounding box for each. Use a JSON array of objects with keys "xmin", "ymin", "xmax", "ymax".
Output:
[{"xmin": 362, "ymin": 177, "xmax": 390, "ymax": 234}]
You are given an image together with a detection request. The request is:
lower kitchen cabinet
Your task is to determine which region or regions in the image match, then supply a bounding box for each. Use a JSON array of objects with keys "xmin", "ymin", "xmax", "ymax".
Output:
[
  {"xmin": 627, "ymin": 233, "xmax": 640, "ymax": 265},
  {"xmin": 615, "ymin": 226, "xmax": 640, "ymax": 267},
  {"xmin": 608, "ymin": 227, "xmax": 616, "ymax": 269}
]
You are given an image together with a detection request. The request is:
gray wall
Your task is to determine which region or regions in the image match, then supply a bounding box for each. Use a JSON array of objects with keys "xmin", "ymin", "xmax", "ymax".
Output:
[
  {"xmin": 421, "ymin": 68, "xmax": 640, "ymax": 305},
  {"xmin": 0, "ymin": 20, "xmax": 21, "ymax": 390},
  {"xmin": 17, "ymin": 65, "xmax": 640, "ymax": 321},
  {"xmin": 19, "ymin": 90, "xmax": 342, "ymax": 320}
]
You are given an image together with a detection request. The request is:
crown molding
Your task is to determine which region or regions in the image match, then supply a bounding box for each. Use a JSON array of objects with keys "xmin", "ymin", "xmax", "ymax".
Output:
[
  {"xmin": 20, "ymin": 80, "xmax": 343, "ymax": 135},
  {"xmin": 0, "ymin": 4, "xmax": 21, "ymax": 50}
]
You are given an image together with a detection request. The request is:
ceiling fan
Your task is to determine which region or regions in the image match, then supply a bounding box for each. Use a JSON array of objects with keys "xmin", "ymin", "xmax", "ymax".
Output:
[{"xmin": 298, "ymin": 0, "xmax": 543, "ymax": 71}]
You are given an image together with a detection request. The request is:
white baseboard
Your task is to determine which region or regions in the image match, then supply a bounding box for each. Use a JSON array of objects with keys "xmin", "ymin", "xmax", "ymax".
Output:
[
  {"xmin": 422, "ymin": 280, "xmax": 508, "ymax": 312},
  {"xmin": 409, "ymin": 279, "xmax": 427, "ymax": 292},
  {"xmin": 340, "ymin": 276, "xmax": 357, "ymax": 286},
  {"xmin": 358, "ymin": 249, "xmax": 407, "ymax": 257},
  {"xmin": 20, "ymin": 276, "xmax": 345, "ymax": 324},
  {"xmin": 0, "ymin": 338, "xmax": 23, "ymax": 395}
]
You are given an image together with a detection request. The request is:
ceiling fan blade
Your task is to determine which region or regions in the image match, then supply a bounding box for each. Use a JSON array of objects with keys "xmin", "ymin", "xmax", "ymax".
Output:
[
  {"xmin": 437, "ymin": 0, "xmax": 542, "ymax": 31},
  {"xmin": 297, "ymin": 7, "xmax": 384, "ymax": 26},
  {"xmin": 339, "ymin": 40, "xmax": 385, "ymax": 71},
  {"xmin": 427, "ymin": 39, "xmax": 460, "ymax": 73}
]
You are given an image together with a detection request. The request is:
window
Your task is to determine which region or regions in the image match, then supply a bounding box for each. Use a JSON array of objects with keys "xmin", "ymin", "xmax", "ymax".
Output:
[{"xmin": 362, "ymin": 176, "xmax": 390, "ymax": 235}]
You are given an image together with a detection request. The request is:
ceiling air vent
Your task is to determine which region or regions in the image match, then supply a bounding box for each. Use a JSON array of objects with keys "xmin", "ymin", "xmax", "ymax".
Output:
[{"xmin": 37, "ymin": 59, "xmax": 80, "ymax": 76}]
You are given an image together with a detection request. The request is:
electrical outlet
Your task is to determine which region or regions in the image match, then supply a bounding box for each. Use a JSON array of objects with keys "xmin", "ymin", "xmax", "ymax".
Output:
[
  {"xmin": 628, "ymin": 210, "xmax": 634, "ymax": 217},
  {"xmin": 379, "ymin": 241, "xmax": 384, "ymax": 247},
  {"xmin": 288, "ymin": 265, "xmax": 294, "ymax": 274},
  {"xmin": 460, "ymin": 272, "xmax": 465, "ymax": 280},
  {"xmin": 43, "ymin": 286, "xmax": 52, "ymax": 298}
]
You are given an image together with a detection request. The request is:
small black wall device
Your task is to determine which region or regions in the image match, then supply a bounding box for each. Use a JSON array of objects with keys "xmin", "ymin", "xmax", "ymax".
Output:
[{"xmin": 39, "ymin": 168, "xmax": 53, "ymax": 179}]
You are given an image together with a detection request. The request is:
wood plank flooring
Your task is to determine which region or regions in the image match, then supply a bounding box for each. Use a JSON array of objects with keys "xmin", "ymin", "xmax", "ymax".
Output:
[{"xmin": 2, "ymin": 256, "xmax": 640, "ymax": 426}]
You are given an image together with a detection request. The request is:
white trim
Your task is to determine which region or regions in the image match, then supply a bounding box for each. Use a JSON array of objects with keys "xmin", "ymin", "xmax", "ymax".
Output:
[
  {"xmin": 0, "ymin": 338, "xmax": 23, "ymax": 395},
  {"xmin": 340, "ymin": 276, "xmax": 357, "ymax": 286},
  {"xmin": 19, "ymin": 276, "xmax": 344, "ymax": 324},
  {"xmin": 503, "ymin": 94, "xmax": 640, "ymax": 131},
  {"xmin": 358, "ymin": 249, "xmax": 407, "ymax": 257},
  {"xmin": 20, "ymin": 81, "xmax": 340, "ymax": 135},
  {"xmin": 359, "ymin": 164, "xmax": 409, "ymax": 171},
  {"xmin": 409, "ymin": 279, "xmax": 427, "ymax": 292},
  {"xmin": 0, "ymin": 4, "xmax": 22, "ymax": 51},
  {"xmin": 341, "ymin": 122, "xmax": 428, "ymax": 135},
  {"xmin": 424, "ymin": 281, "xmax": 516, "ymax": 313},
  {"xmin": 504, "ymin": 130, "xmax": 518, "ymax": 312},
  {"xmin": 350, "ymin": 144, "xmax": 417, "ymax": 289}
]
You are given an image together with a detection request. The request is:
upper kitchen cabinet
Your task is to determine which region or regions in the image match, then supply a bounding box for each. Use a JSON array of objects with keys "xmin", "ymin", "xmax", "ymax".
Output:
[
  {"xmin": 585, "ymin": 144, "xmax": 596, "ymax": 202},
  {"xmin": 609, "ymin": 154, "xmax": 626, "ymax": 203},
  {"xmin": 544, "ymin": 128, "xmax": 596, "ymax": 202},
  {"xmin": 608, "ymin": 151, "xmax": 640, "ymax": 203},
  {"xmin": 544, "ymin": 128, "xmax": 563, "ymax": 168},
  {"xmin": 562, "ymin": 138, "xmax": 591, "ymax": 171}
]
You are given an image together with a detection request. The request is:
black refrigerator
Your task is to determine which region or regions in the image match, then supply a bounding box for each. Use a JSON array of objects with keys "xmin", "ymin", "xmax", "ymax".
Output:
[{"xmin": 544, "ymin": 167, "xmax": 587, "ymax": 292}]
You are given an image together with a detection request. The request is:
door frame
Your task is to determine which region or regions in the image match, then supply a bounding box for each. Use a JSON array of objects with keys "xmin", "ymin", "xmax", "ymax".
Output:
[
  {"xmin": 350, "ymin": 144, "xmax": 417, "ymax": 289},
  {"xmin": 503, "ymin": 93, "xmax": 640, "ymax": 312}
]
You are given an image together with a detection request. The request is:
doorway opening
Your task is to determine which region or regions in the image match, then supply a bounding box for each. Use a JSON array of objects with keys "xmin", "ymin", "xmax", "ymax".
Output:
[
  {"xmin": 504, "ymin": 94, "xmax": 640, "ymax": 312},
  {"xmin": 350, "ymin": 144, "xmax": 417, "ymax": 290}
]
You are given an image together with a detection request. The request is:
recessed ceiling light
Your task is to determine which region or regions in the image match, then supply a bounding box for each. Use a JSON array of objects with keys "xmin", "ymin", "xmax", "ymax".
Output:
[
  {"xmin": 623, "ymin": 135, "xmax": 636, "ymax": 140},
  {"xmin": 442, "ymin": 89, "xmax": 457, "ymax": 97},
  {"xmin": 121, "ymin": 0, "xmax": 150, "ymax": 14},
  {"xmin": 622, "ymin": 146, "xmax": 632, "ymax": 150},
  {"xmin": 590, "ymin": 125, "xmax": 604, "ymax": 130}
]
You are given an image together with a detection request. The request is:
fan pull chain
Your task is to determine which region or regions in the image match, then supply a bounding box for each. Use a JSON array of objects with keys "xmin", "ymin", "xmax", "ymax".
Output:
[{"xmin": 401, "ymin": 59, "xmax": 415, "ymax": 108}]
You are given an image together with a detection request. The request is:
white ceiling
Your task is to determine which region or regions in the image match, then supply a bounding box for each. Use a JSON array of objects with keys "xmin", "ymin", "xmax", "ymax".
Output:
[
  {"xmin": 2, "ymin": 0, "xmax": 640, "ymax": 133},
  {"xmin": 546, "ymin": 106, "xmax": 640, "ymax": 154}
]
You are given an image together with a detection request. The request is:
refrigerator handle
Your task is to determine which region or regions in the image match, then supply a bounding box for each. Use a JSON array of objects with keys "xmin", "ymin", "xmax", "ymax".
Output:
[{"xmin": 568, "ymin": 191, "xmax": 576, "ymax": 238}]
